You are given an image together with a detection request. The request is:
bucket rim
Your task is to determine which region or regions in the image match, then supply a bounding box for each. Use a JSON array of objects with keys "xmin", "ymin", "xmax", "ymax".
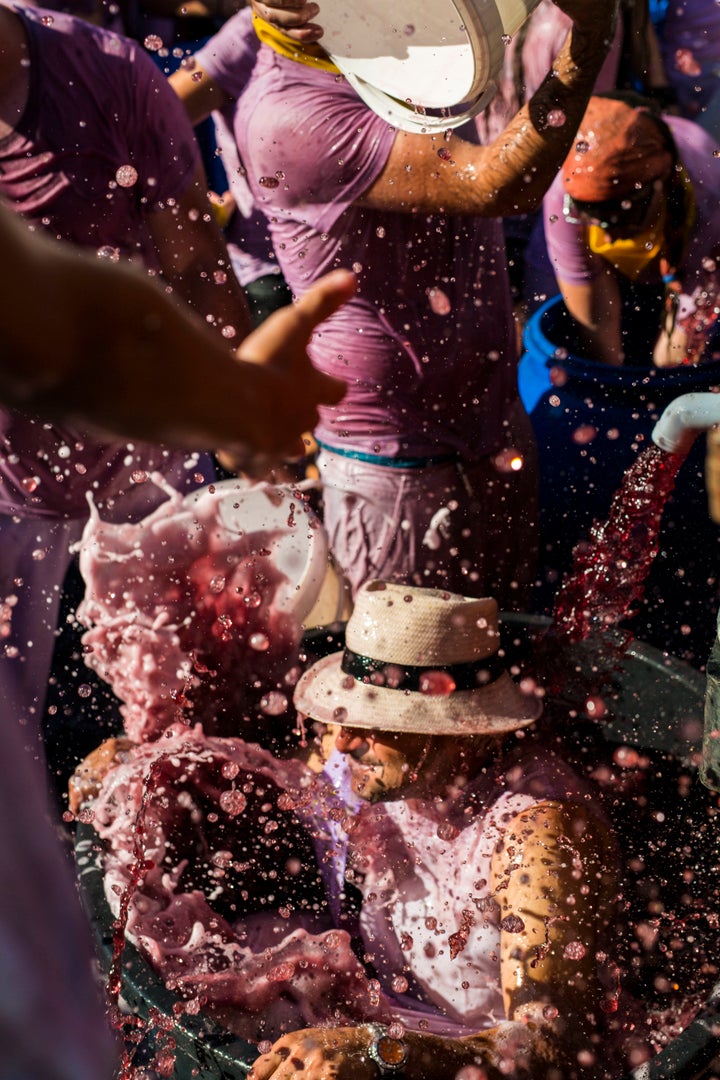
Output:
[{"xmin": 522, "ymin": 296, "xmax": 720, "ymax": 388}]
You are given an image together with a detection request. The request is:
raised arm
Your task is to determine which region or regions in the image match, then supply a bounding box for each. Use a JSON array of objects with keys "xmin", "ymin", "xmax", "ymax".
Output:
[
  {"xmin": 0, "ymin": 203, "xmax": 349, "ymax": 456},
  {"xmin": 169, "ymin": 62, "xmax": 232, "ymax": 126},
  {"xmin": 489, "ymin": 800, "xmax": 619, "ymax": 1073},
  {"xmin": 557, "ymin": 272, "xmax": 625, "ymax": 365},
  {"xmin": 147, "ymin": 162, "xmax": 252, "ymax": 341},
  {"xmin": 357, "ymin": 0, "xmax": 619, "ymax": 218}
]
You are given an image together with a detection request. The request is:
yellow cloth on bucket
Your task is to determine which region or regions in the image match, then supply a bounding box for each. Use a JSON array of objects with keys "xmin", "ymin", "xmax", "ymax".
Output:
[
  {"xmin": 253, "ymin": 14, "xmax": 341, "ymax": 74},
  {"xmin": 587, "ymin": 203, "xmax": 667, "ymax": 280}
]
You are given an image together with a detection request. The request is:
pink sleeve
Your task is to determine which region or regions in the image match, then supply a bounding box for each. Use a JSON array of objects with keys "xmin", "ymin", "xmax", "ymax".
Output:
[
  {"xmin": 194, "ymin": 8, "xmax": 260, "ymax": 99},
  {"xmin": 543, "ymin": 171, "xmax": 602, "ymax": 285},
  {"xmin": 241, "ymin": 68, "xmax": 397, "ymax": 235}
]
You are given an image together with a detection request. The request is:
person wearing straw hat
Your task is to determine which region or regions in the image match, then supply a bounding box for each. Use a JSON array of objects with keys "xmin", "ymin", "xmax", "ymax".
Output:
[
  {"xmin": 249, "ymin": 581, "xmax": 625, "ymax": 1080},
  {"xmin": 200, "ymin": 0, "xmax": 621, "ymax": 610}
]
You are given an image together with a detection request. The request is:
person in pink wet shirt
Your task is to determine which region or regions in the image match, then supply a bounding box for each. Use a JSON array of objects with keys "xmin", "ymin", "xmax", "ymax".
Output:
[
  {"xmin": 170, "ymin": 7, "xmax": 294, "ymax": 327},
  {"xmin": 251, "ymin": 581, "xmax": 624, "ymax": 1080},
  {"xmin": 542, "ymin": 93, "xmax": 720, "ymax": 368},
  {"xmin": 220, "ymin": 0, "xmax": 619, "ymax": 609}
]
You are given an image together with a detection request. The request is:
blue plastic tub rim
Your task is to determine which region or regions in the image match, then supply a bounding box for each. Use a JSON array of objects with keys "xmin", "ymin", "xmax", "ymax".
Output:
[{"xmin": 519, "ymin": 295, "xmax": 720, "ymax": 415}]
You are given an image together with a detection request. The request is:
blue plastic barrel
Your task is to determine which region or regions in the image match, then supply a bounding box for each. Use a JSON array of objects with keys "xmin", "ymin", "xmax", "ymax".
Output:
[{"xmin": 519, "ymin": 295, "xmax": 720, "ymax": 665}]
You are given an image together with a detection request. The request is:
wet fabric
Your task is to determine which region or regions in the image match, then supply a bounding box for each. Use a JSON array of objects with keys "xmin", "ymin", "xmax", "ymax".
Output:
[
  {"xmin": 232, "ymin": 46, "xmax": 519, "ymax": 461},
  {"xmin": 0, "ymin": 3, "xmax": 201, "ymax": 519},
  {"xmin": 318, "ymin": 742, "xmax": 610, "ymax": 1035},
  {"xmin": 317, "ymin": 400, "xmax": 538, "ymax": 609},
  {"xmin": 194, "ymin": 8, "xmax": 281, "ymax": 288}
]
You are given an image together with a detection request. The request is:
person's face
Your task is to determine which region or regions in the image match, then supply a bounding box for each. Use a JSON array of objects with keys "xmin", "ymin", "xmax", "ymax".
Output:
[{"xmin": 333, "ymin": 725, "xmax": 432, "ymax": 802}]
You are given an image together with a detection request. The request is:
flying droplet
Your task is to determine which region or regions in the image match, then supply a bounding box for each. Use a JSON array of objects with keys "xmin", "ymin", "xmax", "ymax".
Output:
[
  {"xmin": 419, "ymin": 670, "xmax": 456, "ymax": 695},
  {"xmin": 500, "ymin": 914, "xmax": 525, "ymax": 933},
  {"xmin": 219, "ymin": 789, "xmax": 247, "ymax": 816},
  {"xmin": 563, "ymin": 940, "xmax": 587, "ymax": 960},
  {"xmin": 572, "ymin": 424, "xmax": 597, "ymax": 445},
  {"xmin": 437, "ymin": 821, "xmax": 459, "ymax": 842},
  {"xmin": 115, "ymin": 165, "xmax": 138, "ymax": 188},
  {"xmin": 428, "ymin": 287, "xmax": 452, "ymax": 315},
  {"xmin": 546, "ymin": 109, "xmax": 566, "ymax": 128},
  {"xmin": 260, "ymin": 691, "xmax": 288, "ymax": 715}
]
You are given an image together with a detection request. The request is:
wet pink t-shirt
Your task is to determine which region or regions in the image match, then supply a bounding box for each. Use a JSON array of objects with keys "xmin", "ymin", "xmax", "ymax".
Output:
[
  {"xmin": 233, "ymin": 47, "xmax": 518, "ymax": 460},
  {"xmin": 0, "ymin": 4, "xmax": 201, "ymax": 518}
]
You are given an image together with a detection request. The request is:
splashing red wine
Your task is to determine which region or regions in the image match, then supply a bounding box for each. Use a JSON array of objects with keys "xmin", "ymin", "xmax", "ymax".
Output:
[
  {"xmin": 551, "ymin": 445, "xmax": 685, "ymax": 644},
  {"xmin": 108, "ymin": 757, "xmax": 176, "ymax": 1079}
]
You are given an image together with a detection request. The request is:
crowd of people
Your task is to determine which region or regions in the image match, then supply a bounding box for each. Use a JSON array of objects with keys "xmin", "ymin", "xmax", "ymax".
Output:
[{"xmin": 2, "ymin": 0, "xmax": 720, "ymax": 1075}]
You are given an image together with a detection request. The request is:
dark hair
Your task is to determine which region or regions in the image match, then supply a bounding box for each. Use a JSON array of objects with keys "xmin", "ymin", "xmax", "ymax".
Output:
[{"xmin": 594, "ymin": 90, "xmax": 692, "ymax": 274}]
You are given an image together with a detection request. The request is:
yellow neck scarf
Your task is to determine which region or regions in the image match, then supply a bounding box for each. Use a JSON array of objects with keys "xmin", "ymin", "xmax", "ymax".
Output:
[
  {"xmin": 587, "ymin": 168, "xmax": 696, "ymax": 282},
  {"xmin": 253, "ymin": 14, "xmax": 340, "ymax": 74},
  {"xmin": 587, "ymin": 202, "xmax": 667, "ymax": 281}
]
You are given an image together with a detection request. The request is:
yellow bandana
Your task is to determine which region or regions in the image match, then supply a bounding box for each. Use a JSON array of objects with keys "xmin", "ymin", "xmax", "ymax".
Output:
[
  {"xmin": 253, "ymin": 14, "xmax": 341, "ymax": 74},
  {"xmin": 587, "ymin": 168, "xmax": 696, "ymax": 282},
  {"xmin": 587, "ymin": 202, "xmax": 667, "ymax": 280}
]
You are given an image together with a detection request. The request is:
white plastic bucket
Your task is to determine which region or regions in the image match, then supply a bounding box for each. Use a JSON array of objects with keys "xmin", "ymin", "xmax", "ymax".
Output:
[
  {"xmin": 183, "ymin": 480, "xmax": 350, "ymax": 629},
  {"xmin": 320, "ymin": 0, "xmax": 544, "ymax": 131}
]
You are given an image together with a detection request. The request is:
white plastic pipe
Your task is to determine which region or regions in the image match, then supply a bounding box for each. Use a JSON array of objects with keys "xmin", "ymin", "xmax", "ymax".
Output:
[{"xmin": 651, "ymin": 392, "xmax": 720, "ymax": 455}]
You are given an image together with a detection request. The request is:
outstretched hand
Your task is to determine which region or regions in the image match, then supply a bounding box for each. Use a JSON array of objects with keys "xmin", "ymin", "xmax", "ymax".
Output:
[
  {"xmin": 221, "ymin": 269, "xmax": 353, "ymax": 472},
  {"xmin": 251, "ymin": 0, "xmax": 324, "ymax": 41}
]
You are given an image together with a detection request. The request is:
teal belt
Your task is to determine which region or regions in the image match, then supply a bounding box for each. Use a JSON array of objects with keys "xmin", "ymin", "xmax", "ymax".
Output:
[{"xmin": 317, "ymin": 440, "xmax": 458, "ymax": 469}]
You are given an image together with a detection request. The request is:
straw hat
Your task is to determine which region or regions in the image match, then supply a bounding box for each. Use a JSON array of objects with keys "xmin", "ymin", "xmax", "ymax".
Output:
[{"xmin": 293, "ymin": 581, "xmax": 542, "ymax": 735}]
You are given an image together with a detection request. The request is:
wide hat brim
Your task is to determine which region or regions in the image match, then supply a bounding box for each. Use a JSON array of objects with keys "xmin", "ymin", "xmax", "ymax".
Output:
[{"xmin": 293, "ymin": 651, "xmax": 542, "ymax": 735}]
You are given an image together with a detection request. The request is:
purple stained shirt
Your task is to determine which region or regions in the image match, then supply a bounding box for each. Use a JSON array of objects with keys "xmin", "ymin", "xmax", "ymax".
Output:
[
  {"xmin": 233, "ymin": 47, "xmax": 518, "ymax": 459},
  {"xmin": 542, "ymin": 114, "xmax": 720, "ymax": 289},
  {"xmin": 194, "ymin": 9, "xmax": 280, "ymax": 287},
  {"xmin": 0, "ymin": 4, "xmax": 202, "ymax": 518}
]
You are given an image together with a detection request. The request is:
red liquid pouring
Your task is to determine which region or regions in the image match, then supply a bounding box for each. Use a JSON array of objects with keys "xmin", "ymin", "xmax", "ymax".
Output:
[
  {"xmin": 550, "ymin": 445, "xmax": 685, "ymax": 644},
  {"xmin": 530, "ymin": 445, "xmax": 686, "ymax": 700}
]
